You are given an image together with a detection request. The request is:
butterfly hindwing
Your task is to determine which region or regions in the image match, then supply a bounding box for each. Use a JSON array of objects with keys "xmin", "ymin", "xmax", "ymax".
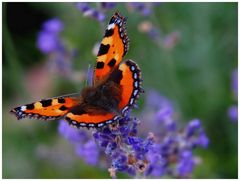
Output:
[
  {"xmin": 65, "ymin": 112, "xmax": 122, "ymax": 128},
  {"xmin": 94, "ymin": 12, "xmax": 129, "ymax": 84},
  {"xmin": 11, "ymin": 94, "xmax": 80, "ymax": 121},
  {"xmin": 108, "ymin": 60, "xmax": 143, "ymax": 115}
]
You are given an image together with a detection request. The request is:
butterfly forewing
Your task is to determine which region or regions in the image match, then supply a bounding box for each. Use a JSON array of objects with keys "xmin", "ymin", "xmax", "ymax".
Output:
[
  {"xmin": 94, "ymin": 12, "xmax": 129, "ymax": 85},
  {"xmin": 11, "ymin": 95, "xmax": 80, "ymax": 121}
]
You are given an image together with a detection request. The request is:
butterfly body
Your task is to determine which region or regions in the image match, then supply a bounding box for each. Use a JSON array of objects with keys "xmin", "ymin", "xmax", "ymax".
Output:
[{"xmin": 11, "ymin": 12, "xmax": 143, "ymax": 129}]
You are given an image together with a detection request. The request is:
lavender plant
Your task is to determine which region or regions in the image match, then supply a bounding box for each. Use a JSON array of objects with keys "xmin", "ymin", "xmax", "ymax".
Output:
[
  {"xmin": 228, "ymin": 69, "xmax": 238, "ymax": 122},
  {"xmin": 37, "ymin": 18, "xmax": 81, "ymax": 81},
  {"xmin": 37, "ymin": 3, "xmax": 209, "ymax": 178},
  {"xmin": 58, "ymin": 90, "xmax": 209, "ymax": 178}
]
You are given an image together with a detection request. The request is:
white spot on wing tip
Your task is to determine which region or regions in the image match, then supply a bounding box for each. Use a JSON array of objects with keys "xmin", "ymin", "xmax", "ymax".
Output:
[
  {"xmin": 107, "ymin": 23, "xmax": 115, "ymax": 30},
  {"xmin": 21, "ymin": 106, "xmax": 26, "ymax": 111}
]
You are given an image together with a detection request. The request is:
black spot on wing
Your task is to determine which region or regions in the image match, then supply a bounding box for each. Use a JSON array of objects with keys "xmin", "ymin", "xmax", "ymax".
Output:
[
  {"xmin": 70, "ymin": 105, "xmax": 87, "ymax": 115},
  {"xmin": 59, "ymin": 105, "xmax": 68, "ymax": 111},
  {"xmin": 108, "ymin": 58, "xmax": 116, "ymax": 67},
  {"xmin": 96, "ymin": 61, "xmax": 104, "ymax": 69},
  {"xmin": 105, "ymin": 28, "xmax": 114, "ymax": 37},
  {"xmin": 108, "ymin": 68, "xmax": 123, "ymax": 84},
  {"xmin": 97, "ymin": 44, "xmax": 110, "ymax": 56},
  {"xmin": 26, "ymin": 104, "xmax": 34, "ymax": 110},
  {"xmin": 40, "ymin": 99, "xmax": 52, "ymax": 107},
  {"xmin": 58, "ymin": 98, "xmax": 66, "ymax": 104}
]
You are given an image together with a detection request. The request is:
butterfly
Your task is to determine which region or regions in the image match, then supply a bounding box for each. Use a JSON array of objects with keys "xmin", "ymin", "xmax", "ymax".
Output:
[{"xmin": 10, "ymin": 12, "xmax": 144, "ymax": 129}]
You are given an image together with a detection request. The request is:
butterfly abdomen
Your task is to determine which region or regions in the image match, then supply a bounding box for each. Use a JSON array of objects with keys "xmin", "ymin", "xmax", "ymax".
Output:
[{"xmin": 80, "ymin": 82, "xmax": 121, "ymax": 114}]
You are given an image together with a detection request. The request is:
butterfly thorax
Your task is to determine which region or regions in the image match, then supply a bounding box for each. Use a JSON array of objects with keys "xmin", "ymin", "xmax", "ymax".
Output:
[{"xmin": 80, "ymin": 81, "xmax": 122, "ymax": 114}]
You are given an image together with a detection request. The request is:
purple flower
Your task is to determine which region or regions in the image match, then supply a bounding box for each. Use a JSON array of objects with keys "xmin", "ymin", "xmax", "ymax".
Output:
[
  {"xmin": 138, "ymin": 21, "xmax": 161, "ymax": 42},
  {"xmin": 163, "ymin": 31, "xmax": 180, "ymax": 49},
  {"xmin": 101, "ymin": 2, "xmax": 117, "ymax": 9},
  {"xmin": 59, "ymin": 120, "xmax": 100, "ymax": 166},
  {"xmin": 196, "ymin": 132, "xmax": 209, "ymax": 148},
  {"xmin": 58, "ymin": 120, "xmax": 88, "ymax": 144},
  {"xmin": 128, "ymin": 3, "xmax": 152, "ymax": 16},
  {"xmin": 140, "ymin": 91, "xmax": 209, "ymax": 178},
  {"xmin": 177, "ymin": 150, "xmax": 194, "ymax": 177},
  {"xmin": 228, "ymin": 69, "xmax": 238, "ymax": 122},
  {"xmin": 37, "ymin": 18, "xmax": 77, "ymax": 79},
  {"xmin": 57, "ymin": 89, "xmax": 208, "ymax": 178},
  {"xmin": 37, "ymin": 31, "xmax": 60, "ymax": 54},
  {"xmin": 75, "ymin": 2, "xmax": 105, "ymax": 22},
  {"xmin": 228, "ymin": 105, "xmax": 238, "ymax": 122},
  {"xmin": 37, "ymin": 18, "xmax": 64, "ymax": 54},
  {"xmin": 92, "ymin": 117, "xmax": 153, "ymax": 177},
  {"xmin": 185, "ymin": 119, "xmax": 201, "ymax": 138},
  {"xmin": 75, "ymin": 140, "xmax": 100, "ymax": 166},
  {"xmin": 42, "ymin": 18, "xmax": 64, "ymax": 33}
]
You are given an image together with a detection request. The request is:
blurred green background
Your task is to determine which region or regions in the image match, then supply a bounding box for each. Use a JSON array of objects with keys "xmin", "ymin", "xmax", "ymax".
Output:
[{"xmin": 3, "ymin": 2, "xmax": 237, "ymax": 178}]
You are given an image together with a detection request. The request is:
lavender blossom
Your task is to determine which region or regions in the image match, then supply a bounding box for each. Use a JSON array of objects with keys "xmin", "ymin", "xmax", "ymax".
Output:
[
  {"xmin": 163, "ymin": 31, "xmax": 180, "ymax": 49},
  {"xmin": 101, "ymin": 2, "xmax": 117, "ymax": 10},
  {"xmin": 140, "ymin": 91, "xmax": 209, "ymax": 178},
  {"xmin": 42, "ymin": 18, "xmax": 64, "ymax": 33},
  {"xmin": 75, "ymin": 140, "xmax": 100, "ymax": 166},
  {"xmin": 177, "ymin": 150, "xmax": 195, "ymax": 177},
  {"xmin": 127, "ymin": 3, "xmax": 152, "ymax": 16},
  {"xmin": 228, "ymin": 69, "xmax": 238, "ymax": 122},
  {"xmin": 37, "ymin": 18, "xmax": 63, "ymax": 54},
  {"xmin": 138, "ymin": 21, "xmax": 161, "ymax": 41},
  {"xmin": 58, "ymin": 90, "xmax": 208, "ymax": 178},
  {"xmin": 37, "ymin": 18, "xmax": 77, "ymax": 79},
  {"xmin": 228, "ymin": 105, "xmax": 238, "ymax": 122},
  {"xmin": 75, "ymin": 2, "xmax": 105, "ymax": 22},
  {"xmin": 231, "ymin": 69, "xmax": 238, "ymax": 99},
  {"xmin": 58, "ymin": 120, "xmax": 101, "ymax": 166}
]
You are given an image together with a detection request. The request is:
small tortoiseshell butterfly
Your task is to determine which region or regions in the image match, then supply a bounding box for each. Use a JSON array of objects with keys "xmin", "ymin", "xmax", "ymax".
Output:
[{"xmin": 10, "ymin": 12, "xmax": 144, "ymax": 128}]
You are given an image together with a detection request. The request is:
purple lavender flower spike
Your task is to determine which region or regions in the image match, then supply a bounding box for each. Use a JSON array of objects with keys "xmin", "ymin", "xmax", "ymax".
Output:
[
  {"xmin": 37, "ymin": 18, "xmax": 63, "ymax": 54},
  {"xmin": 128, "ymin": 2, "xmax": 152, "ymax": 16},
  {"xmin": 228, "ymin": 105, "xmax": 238, "ymax": 122},
  {"xmin": 37, "ymin": 31, "xmax": 59, "ymax": 54},
  {"xmin": 185, "ymin": 119, "xmax": 201, "ymax": 138},
  {"xmin": 101, "ymin": 2, "xmax": 117, "ymax": 9},
  {"xmin": 75, "ymin": 140, "xmax": 100, "ymax": 166},
  {"xmin": 231, "ymin": 69, "xmax": 238, "ymax": 99},
  {"xmin": 42, "ymin": 18, "xmax": 64, "ymax": 33},
  {"xmin": 57, "ymin": 87, "xmax": 208, "ymax": 178},
  {"xmin": 177, "ymin": 150, "xmax": 195, "ymax": 177},
  {"xmin": 228, "ymin": 69, "xmax": 238, "ymax": 122},
  {"xmin": 75, "ymin": 2, "xmax": 91, "ymax": 12},
  {"xmin": 75, "ymin": 2, "xmax": 105, "ymax": 22},
  {"xmin": 196, "ymin": 131, "xmax": 209, "ymax": 148},
  {"xmin": 58, "ymin": 120, "xmax": 88, "ymax": 144}
]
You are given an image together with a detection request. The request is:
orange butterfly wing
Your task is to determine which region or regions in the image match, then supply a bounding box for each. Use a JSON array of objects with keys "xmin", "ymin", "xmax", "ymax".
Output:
[
  {"xmin": 108, "ymin": 60, "xmax": 144, "ymax": 115},
  {"xmin": 10, "ymin": 95, "xmax": 79, "ymax": 121},
  {"xmin": 94, "ymin": 12, "xmax": 129, "ymax": 84},
  {"xmin": 65, "ymin": 112, "xmax": 121, "ymax": 128}
]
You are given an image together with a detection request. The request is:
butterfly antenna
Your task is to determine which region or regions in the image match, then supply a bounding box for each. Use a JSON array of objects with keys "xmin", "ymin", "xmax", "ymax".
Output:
[{"xmin": 86, "ymin": 64, "xmax": 94, "ymax": 87}]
